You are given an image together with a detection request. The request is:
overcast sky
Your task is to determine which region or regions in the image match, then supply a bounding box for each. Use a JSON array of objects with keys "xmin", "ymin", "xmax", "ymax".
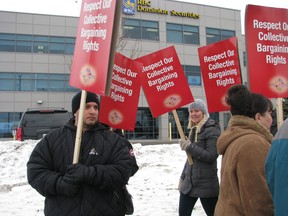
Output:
[
  {"xmin": 1, "ymin": 0, "xmax": 287, "ymax": 17},
  {"xmin": 1, "ymin": 0, "xmax": 288, "ymax": 33}
]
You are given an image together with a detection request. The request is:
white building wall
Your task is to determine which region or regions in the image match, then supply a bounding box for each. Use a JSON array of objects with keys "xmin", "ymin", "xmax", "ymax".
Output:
[{"xmin": 0, "ymin": 0, "xmax": 246, "ymax": 139}]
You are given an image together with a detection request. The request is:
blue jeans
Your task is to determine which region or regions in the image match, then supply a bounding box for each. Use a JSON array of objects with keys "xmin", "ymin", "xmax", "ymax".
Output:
[{"xmin": 179, "ymin": 192, "xmax": 218, "ymax": 216}]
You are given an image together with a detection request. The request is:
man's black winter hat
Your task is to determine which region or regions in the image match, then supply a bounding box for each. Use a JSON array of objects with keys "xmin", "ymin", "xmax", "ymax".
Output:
[{"xmin": 72, "ymin": 91, "xmax": 100, "ymax": 115}]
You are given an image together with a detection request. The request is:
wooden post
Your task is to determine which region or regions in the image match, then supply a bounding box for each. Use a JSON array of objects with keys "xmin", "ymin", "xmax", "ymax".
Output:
[
  {"xmin": 73, "ymin": 90, "xmax": 87, "ymax": 164},
  {"xmin": 276, "ymin": 97, "xmax": 284, "ymax": 129},
  {"xmin": 172, "ymin": 110, "xmax": 193, "ymax": 165}
]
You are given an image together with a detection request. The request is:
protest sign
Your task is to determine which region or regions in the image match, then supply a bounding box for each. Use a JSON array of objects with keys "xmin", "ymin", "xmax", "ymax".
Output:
[
  {"xmin": 245, "ymin": 4, "xmax": 288, "ymax": 98},
  {"xmin": 137, "ymin": 46, "xmax": 194, "ymax": 118},
  {"xmin": 69, "ymin": 0, "xmax": 121, "ymax": 163},
  {"xmin": 70, "ymin": 0, "xmax": 121, "ymax": 96},
  {"xmin": 198, "ymin": 36, "xmax": 242, "ymax": 112},
  {"xmin": 99, "ymin": 52, "xmax": 142, "ymax": 130}
]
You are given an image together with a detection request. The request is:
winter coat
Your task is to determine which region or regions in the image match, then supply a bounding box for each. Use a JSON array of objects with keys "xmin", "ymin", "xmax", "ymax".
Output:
[
  {"xmin": 215, "ymin": 115, "xmax": 274, "ymax": 216},
  {"xmin": 113, "ymin": 129, "xmax": 139, "ymax": 216},
  {"xmin": 179, "ymin": 117, "xmax": 221, "ymax": 198},
  {"xmin": 27, "ymin": 119, "xmax": 134, "ymax": 216},
  {"xmin": 266, "ymin": 118, "xmax": 288, "ymax": 216}
]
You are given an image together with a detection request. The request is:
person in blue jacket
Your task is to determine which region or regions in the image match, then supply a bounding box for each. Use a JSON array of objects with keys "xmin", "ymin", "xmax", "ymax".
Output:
[{"xmin": 266, "ymin": 118, "xmax": 288, "ymax": 216}]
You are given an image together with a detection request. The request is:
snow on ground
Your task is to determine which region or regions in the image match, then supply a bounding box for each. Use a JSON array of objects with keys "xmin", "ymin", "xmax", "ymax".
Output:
[{"xmin": 0, "ymin": 140, "xmax": 208, "ymax": 215}]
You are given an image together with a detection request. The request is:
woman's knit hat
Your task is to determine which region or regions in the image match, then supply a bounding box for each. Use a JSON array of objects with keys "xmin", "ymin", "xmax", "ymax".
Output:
[
  {"xmin": 72, "ymin": 91, "xmax": 100, "ymax": 115},
  {"xmin": 188, "ymin": 99, "xmax": 208, "ymax": 115}
]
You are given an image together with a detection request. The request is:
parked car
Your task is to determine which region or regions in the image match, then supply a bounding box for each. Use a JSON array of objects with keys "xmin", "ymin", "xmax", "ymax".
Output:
[{"xmin": 15, "ymin": 107, "xmax": 71, "ymax": 141}]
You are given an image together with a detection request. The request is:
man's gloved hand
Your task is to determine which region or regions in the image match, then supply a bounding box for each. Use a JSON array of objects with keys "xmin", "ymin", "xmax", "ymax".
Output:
[
  {"xmin": 63, "ymin": 163, "xmax": 91, "ymax": 184},
  {"xmin": 56, "ymin": 176, "xmax": 80, "ymax": 196},
  {"xmin": 179, "ymin": 139, "xmax": 191, "ymax": 151}
]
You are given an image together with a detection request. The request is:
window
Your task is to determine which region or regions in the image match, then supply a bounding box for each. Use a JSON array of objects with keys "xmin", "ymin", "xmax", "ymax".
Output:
[
  {"xmin": 209, "ymin": 112, "xmax": 220, "ymax": 123},
  {"xmin": 63, "ymin": 37, "xmax": 75, "ymax": 54},
  {"xmin": 17, "ymin": 73, "xmax": 35, "ymax": 91},
  {"xmin": 0, "ymin": 73, "xmax": 14, "ymax": 91},
  {"xmin": 182, "ymin": 65, "xmax": 201, "ymax": 86},
  {"xmin": 243, "ymin": 52, "xmax": 247, "ymax": 67},
  {"xmin": 0, "ymin": 72, "xmax": 77, "ymax": 92},
  {"xmin": 16, "ymin": 34, "xmax": 33, "ymax": 52},
  {"xmin": 0, "ymin": 33, "xmax": 75, "ymax": 54},
  {"xmin": 167, "ymin": 23, "xmax": 199, "ymax": 45},
  {"xmin": 169, "ymin": 108, "xmax": 189, "ymax": 139},
  {"xmin": 0, "ymin": 112, "xmax": 21, "ymax": 138},
  {"xmin": 223, "ymin": 112, "xmax": 231, "ymax": 130},
  {"xmin": 206, "ymin": 28, "xmax": 235, "ymax": 45},
  {"xmin": 124, "ymin": 108, "xmax": 159, "ymax": 140},
  {"xmin": 123, "ymin": 18, "xmax": 159, "ymax": 41},
  {"xmin": 0, "ymin": 34, "xmax": 15, "ymax": 51}
]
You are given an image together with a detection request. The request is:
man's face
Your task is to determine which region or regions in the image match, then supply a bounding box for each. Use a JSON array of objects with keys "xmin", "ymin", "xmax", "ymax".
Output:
[{"xmin": 74, "ymin": 102, "xmax": 99, "ymax": 131}]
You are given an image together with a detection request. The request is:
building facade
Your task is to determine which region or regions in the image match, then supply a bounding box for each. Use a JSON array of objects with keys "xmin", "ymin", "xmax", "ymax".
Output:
[{"xmin": 0, "ymin": 0, "xmax": 246, "ymax": 140}]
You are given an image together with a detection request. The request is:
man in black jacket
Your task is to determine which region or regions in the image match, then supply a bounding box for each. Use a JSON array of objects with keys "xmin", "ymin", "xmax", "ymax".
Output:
[{"xmin": 27, "ymin": 91, "xmax": 134, "ymax": 216}]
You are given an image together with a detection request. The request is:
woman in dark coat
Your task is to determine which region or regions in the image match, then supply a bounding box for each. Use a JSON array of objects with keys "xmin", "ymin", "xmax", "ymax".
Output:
[{"xmin": 178, "ymin": 99, "xmax": 221, "ymax": 216}]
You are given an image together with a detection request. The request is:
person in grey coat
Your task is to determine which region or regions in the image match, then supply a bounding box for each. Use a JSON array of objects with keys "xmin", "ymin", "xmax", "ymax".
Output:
[{"xmin": 178, "ymin": 99, "xmax": 221, "ymax": 216}]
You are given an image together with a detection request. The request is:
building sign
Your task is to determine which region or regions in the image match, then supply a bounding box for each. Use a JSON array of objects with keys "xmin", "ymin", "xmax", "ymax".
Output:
[
  {"xmin": 123, "ymin": 0, "xmax": 200, "ymax": 19},
  {"xmin": 123, "ymin": 0, "xmax": 136, "ymax": 15}
]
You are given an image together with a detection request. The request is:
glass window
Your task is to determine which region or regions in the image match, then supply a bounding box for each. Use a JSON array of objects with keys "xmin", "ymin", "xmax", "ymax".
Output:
[
  {"xmin": 0, "ymin": 33, "xmax": 76, "ymax": 54},
  {"xmin": 167, "ymin": 23, "xmax": 199, "ymax": 45},
  {"xmin": 0, "ymin": 73, "xmax": 14, "ymax": 90},
  {"xmin": 49, "ymin": 74, "xmax": 66, "ymax": 91},
  {"xmin": 37, "ymin": 80, "xmax": 49, "ymax": 91},
  {"xmin": 169, "ymin": 108, "xmax": 189, "ymax": 139},
  {"xmin": 49, "ymin": 43, "xmax": 65, "ymax": 54},
  {"xmin": 33, "ymin": 35, "xmax": 49, "ymax": 42},
  {"xmin": 182, "ymin": 65, "xmax": 201, "ymax": 86},
  {"xmin": 0, "ymin": 40, "xmax": 15, "ymax": 51},
  {"xmin": 123, "ymin": 18, "xmax": 159, "ymax": 41},
  {"xmin": 209, "ymin": 112, "xmax": 219, "ymax": 123},
  {"xmin": 243, "ymin": 52, "xmax": 247, "ymax": 67},
  {"xmin": 16, "ymin": 41, "xmax": 32, "ymax": 52},
  {"xmin": 166, "ymin": 23, "xmax": 182, "ymax": 43},
  {"xmin": 19, "ymin": 79, "xmax": 34, "ymax": 91},
  {"xmin": 0, "ymin": 72, "xmax": 78, "ymax": 92},
  {"xmin": 223, "ymin": 112, "xmax": 231, "ymax": 130},
  {"xmin": 0, "ymin": 112, "xmax": 21, "ymax": 138},
  {"xmin": 124, "ymin": 108, "xmax": 159, "ymax": 140},
  {"xmin": 0, "ymin": 34, "xmax": 15, "ymax": 51},
  {"xmin": 0, "ymin": 73, "xmax": 14, "ymax": 79},
  {"xmin": 16, "ymin": 34, "xmax": 32, "ymax": 41},
  {"xmin": 65, "ymin": 82, "xmax": 78, "ymax": 92},
  {"xmin": 18, "ymin": 73, "xmax": 35, "ymax": 91},
  {"xmin": 50, "ymin": 36, "xmax": 65, "ymax": 43},
  {"xmin": 0, "ymin": 33, "xmax": 15, "ymax": 40},
  {"xmin": 66, "ymin": 37, "xmax": 76, "ymax": 43},
  {"xmin": 0, "ymin": 80, "xmax": 14, "ymax": 90},
  {"xmin": 141, "ymin": 20, "xmax": 159, "ymax": 40},
  {"xmin": 33, "ymin": 42, "xmax": 49, "ymax": 53},
  {"xmin": 206, "ymin": 27, "xmax": 235, "ymax": 45},
  {"xmin": 65, "ymin": 44, "xmax": 75, "ymax": 54}
]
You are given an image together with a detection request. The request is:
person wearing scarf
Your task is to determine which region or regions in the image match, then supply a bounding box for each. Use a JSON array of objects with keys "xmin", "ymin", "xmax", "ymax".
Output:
[{"xmin": 178, "ymin": 99, "xmax": 221, "ymax": 216}]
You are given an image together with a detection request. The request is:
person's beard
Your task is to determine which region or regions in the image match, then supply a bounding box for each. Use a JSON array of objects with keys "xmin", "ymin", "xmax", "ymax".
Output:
[{"xmin": 83, "ymin": 117, "xmax": 97, "ymax": 130}]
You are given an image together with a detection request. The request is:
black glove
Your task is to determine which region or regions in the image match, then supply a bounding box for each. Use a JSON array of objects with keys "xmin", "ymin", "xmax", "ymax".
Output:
[
  {"xmin": 64, "ymin": 163, "xmax": 92, "ymax": 184},
  {"xmin": 56, "ymin": 176, "xmax": 80, "ymax": 196}
]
